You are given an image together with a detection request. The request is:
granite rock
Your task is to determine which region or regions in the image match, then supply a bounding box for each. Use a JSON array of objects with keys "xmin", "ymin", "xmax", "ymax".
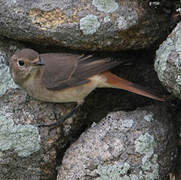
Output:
[
  {"xmin": 155, "ymin": 22, "xmax": 181, "ymax": 99},
  {"xmin": 57, "ymin": 105, "xmax": 177, "ymax": 180},
  {"xmin": 0, "ymin": 0, "xmax": 170, "ymax": 51}
]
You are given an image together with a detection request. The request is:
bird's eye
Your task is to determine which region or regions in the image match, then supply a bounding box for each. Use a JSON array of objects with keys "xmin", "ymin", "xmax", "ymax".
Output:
[{"xmin": 17, "ymin": 60, "xmax": 25, "ymax": 66}]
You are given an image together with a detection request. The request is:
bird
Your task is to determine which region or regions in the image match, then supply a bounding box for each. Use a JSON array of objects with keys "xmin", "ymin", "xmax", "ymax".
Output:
[{"xmin": 10, "ymin": 48, "xmax": 164, "ymax": 126}]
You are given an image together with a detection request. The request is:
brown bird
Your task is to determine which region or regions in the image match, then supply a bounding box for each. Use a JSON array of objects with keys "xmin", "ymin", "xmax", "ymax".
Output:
[{"xmin": 10, "ymin": 49, "xmax": 164, "ymax": 126}]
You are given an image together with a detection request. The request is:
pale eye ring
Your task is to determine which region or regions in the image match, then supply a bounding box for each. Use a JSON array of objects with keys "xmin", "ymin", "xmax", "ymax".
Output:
[{"xmin": 17, "ymin": 60, "xmax": 25, "ymax": 67}]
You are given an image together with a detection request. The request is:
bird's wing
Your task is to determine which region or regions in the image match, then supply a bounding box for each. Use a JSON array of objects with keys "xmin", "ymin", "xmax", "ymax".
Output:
[{"xmin": 40, "ymin": 53, "xmax": 121, "ymax": 90}]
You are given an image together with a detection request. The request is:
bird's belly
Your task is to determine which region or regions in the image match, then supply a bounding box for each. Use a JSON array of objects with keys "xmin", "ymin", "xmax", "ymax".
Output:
[
  {"xmin": 41, "ymin": 86, "xmax": 92, "ymax": 103},
  {"xmin": 26, "ymin": 86, "xmax": 87, "ymax": 103},
  {"xmin": 24, "ymin": 75, "xmax": 104, "ymax": 104}
]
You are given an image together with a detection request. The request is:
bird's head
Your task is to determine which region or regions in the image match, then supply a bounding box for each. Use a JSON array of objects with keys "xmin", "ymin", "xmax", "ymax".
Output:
[{"xmin": 10, "ymin": 48, "xmax": 44, "ymax": 86}]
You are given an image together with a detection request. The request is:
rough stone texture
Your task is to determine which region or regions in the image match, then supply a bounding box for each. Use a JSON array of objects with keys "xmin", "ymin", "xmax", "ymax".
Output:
[
  {"xmin": 0, "ymin": 0, "xmax": 170, "ymax": 51},
  {"xmin": 154, "ymin": 21, "xmax": 181, "ymax": 179},
  {"xmin": 0, "ymin": 86, "xmax": 86, "ymax": 179},
  {"xmin": 0, "ymin": 89, "xmax": 57, "ymax": 179},
  {"xmin": 0, "ymin": 110, "xmax": 40, "ymax": 157},
  {"xmin": 173, "ymin": 107, "xmax": 181, "ymax": 180},
  {"xmin": 57, "ymin": 105, "xmax": 177, "ymax": 180},
  {"xmin": 0, "ymin": 37, "xmax": 22, "ymax": 97},
  {"xmin": 155, "ymin": 22, "xmax": 181, "ymax": 99}
]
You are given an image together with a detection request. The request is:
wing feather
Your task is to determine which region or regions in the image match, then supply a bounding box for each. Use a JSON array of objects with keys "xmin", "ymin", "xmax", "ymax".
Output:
[{"xmin": 41, "ymin": 53, "xmax": 121, "ymax": 90}]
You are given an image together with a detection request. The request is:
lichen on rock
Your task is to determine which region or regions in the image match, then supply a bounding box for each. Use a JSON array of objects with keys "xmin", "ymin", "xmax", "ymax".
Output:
[
  {"xmin": 0, "ymin": 50, "xmax": 18, "ymax": 97},
  {"xmin": 57, "ymin": 106, "xmax": 176, "ymax": 179},
  {"xmin": 92, "ymin": 0, "xmax": 118, "ymax": 13},
  {"xmin": 155, "ymin": 22, "xmax": 181, "ymax": 99},
  {"xmin": 80, "ymin": 14, "xmax": 100, "ymax": 35},
  {"xmin": 0, "ymin": 106, "xmax": 40, "ymax": 157},
  {"xmin": 135, "ymin": 133, "xmax": 159, "ymax": 179}
]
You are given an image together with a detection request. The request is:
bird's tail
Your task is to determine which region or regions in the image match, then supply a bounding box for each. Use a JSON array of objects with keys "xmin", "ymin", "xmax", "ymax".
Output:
[{"xmin": 100, "ymin": 71, "xmax": 165, "ymax": 101}]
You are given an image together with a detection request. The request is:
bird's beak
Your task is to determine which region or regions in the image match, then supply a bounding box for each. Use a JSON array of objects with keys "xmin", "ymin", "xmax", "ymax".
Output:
[{"xmin": 35, "ymin": 56, "xmax": 44, "ymax": 66}]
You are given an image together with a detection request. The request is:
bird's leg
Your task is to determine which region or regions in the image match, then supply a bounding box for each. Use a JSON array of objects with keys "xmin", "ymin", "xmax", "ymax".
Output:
[{"xmin": 38, "ymin": 104, "xmax": 81, "ymax": 127}]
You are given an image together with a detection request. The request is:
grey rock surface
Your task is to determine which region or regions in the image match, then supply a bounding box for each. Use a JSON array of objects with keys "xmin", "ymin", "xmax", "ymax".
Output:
[
  {"xmin": 0, "ymin": 0, "xmax": 169, "ymax": 51},
  {"xmin": 0, "ymin": 89, "xmax": 59, "ymax": 179},
  {"xmin": 0, "ymin": 37, "xmax": 22, "ymax": 97},
  {"xmin": 155, "ymin": 22, "xmax": 181, "ymax": 99},
  {"xmin": 173, "ymin": 109, "xmax": 181, "ymax": 180},
  {"xmin": 57, "ymin": 105, "xmax": 177, "ymax": 180}
]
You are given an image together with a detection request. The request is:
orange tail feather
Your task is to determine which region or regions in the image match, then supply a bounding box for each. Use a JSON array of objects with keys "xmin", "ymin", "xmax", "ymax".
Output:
[{"xmin": 100, "ymin": 71, "xmax": 164, "ymax": 102}]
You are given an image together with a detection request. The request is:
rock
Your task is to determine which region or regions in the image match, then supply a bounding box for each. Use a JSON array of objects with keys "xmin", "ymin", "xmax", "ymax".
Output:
[
  {"xmin": 0, "ymin": 37, "xmax": 23, "ymax": 97},
  {"xmin": 0, "ymin": 86, "xmax": 84, "ymax": 179},
  {"xmin": 0, "ymin": 89, "xmax": 57, "ymax": 179},
  {"xmin": 57, "ymin": 105, "xmax": 177, "ymax": 180},
  {"xmin": 0, "ymin": 0, "xmax": 170, "ymax": 51},
  {"xmin": 173, "ymin": 108, "xmax": 181, "ymax": 180},
  {"xmin": 155, "ymin": 22, "xmax": 181, "ymax": 99}
]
